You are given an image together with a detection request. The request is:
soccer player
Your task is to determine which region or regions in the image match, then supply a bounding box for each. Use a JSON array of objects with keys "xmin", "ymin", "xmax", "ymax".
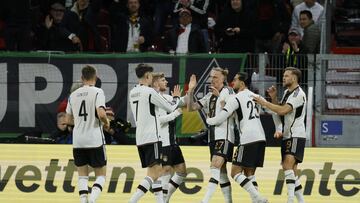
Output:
[
  {"xmin": 187, "ymin": 67, "xmax": 234, "ymax": 203},
  {"xmin": 206, "ymin": 72, "xmax": 268, "ymax": 203},
  {"xmin": 151, "ymin": 73, "xmax": 187, "ymax": 203},
  {"xmin": 65, "ymin": 65, "xmax": 110, "ymax": 203},
  {"xmin": 253, "ymin": 67, "xmax": 307, "ymax": 203},
  {"xmin": 128, "ymin": 64, "xmax": 180, "ymax": 203}
]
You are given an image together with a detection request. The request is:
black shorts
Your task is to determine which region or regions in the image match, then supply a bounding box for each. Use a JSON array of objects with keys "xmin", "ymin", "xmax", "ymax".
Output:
[
  {"xmin": 232, "ymin": 141, "xmax": 266, "ymax": 168},
  {"xmin": 162, "ymin": 144, "xmax": 185, "ymax": 166},
  {"xmin": 137, "ymin": 142, "xmax": 162, "ymax": 168},
  {"xmin": 281, "ymin": 137, "xmax": 306, "ymax": 163},
  {"xmin": 209, "ymin": 140, "xmax": 234, "ymax": 162},
  {"xmin": 73, "ymin": 145, "xmax": 107, "ymax": 168}
]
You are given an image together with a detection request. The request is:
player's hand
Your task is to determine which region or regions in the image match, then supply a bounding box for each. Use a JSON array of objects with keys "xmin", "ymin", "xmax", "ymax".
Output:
[
  {"xmin": 252, "ymin": 95, "xmax": 267, "ymax": 107},
  {"xmin": 45, "ymin": 15, "xmax": 53, "ymax": 29},
  {"xmin": 171, "ymin": 85, "xmax": 182, "ymax": 97},
  {"xmin": 274, "ymin": 131, "xmax": 283, "ymax": 139},
  {"xmin": 267, "ymin": 85, "xmax": 277, "ymax": 100},
  {"xmin": 209, "ymin": 86, "xmax": 220, "ymax": 97},
  {"xmin": 137, "ymin": 36, "xmax": 145, "ymax": 44},
  {"xmin": 103, "ymin": 120, "xmax": 110, "ymax": 131},
  {"xmin": 105, "ymin": 107, "xmax": 115, "ymax": 120},
  {"xmin": 282, "ymin": 42, "xmax": 290, "ymax": 53},
  {"xmin": 188, "ymin": 74, "xmax": 197, "ymax": 92}
]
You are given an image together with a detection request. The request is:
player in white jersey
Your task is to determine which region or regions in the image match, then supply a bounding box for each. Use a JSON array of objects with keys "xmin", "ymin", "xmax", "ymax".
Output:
[
  {"xmin": 206, "ymin": 72, "xmax": 268, "ymax": 203},
  {"xmin": 128, "ymin": 64, "xmax": 179, "ymax": 203},
  {"xmin": 253, "ymin": 67, "xmax": 307, "ymax": 203},
  {"xmin": 65, "ymin": 65, "xmax": 110, "ymax": 203},
  {"xmin": 152, "ymin": 73, "xmax": 187, "ymax": 202},
  {"xmin": 187, "ymin": 67, "xmax": 234, "ymax": 203}
]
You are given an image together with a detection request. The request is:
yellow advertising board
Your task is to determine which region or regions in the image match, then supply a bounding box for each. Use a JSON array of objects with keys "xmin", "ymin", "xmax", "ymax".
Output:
[{"xmin": 0, "ymin": 144, "xmax": 359, "ymax": 203}]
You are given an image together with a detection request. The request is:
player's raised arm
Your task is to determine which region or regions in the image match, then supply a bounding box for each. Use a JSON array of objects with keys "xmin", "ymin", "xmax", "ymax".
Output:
[
  {"xmin": 150, "ymin": 88, "xmax": 179, "ymax": 113},
  {"xmin": 187, "ymin": 74, "xmax": 202, "ymax": 111}
]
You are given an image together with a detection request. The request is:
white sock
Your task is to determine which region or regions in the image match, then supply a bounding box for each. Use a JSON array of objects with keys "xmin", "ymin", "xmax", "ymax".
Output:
[
  {"xmin": 220, "ymin": 172, "xmax": 232, "ymax": 203},
  {"xmin": 88, "ymin": 176, "xmax": 105, "ymax": 203},
  {"xmin": 295, "ymin": 176, "xmax": 305, "ymax": 203},
  {"xmin": 166, "ymin": 172, "xmax": 186, "ymax": 202},
  {"xmin": 160, "ymin": 173, "xmax": 172, "ymax": 199},
  {"xmin": 78, "ymin": 176, "xmax": 89, "ymax": 203},
  {"xmin": 284, "ymin": 170, "xmax": 296, "ymax": 201},
  {"xmin": 129, "ymin": 176, "xmax": 153, "ymax": 203},
  {"xmin": 152, "ymin": 180, "xmax": 164, "ymax": 203},
  {"xmin": 248, "ymin": 175, "xmax": 258, "ymax": 190},
  {"xmin": 202, "ymin": 167, "xmax": 220, "ymax": 203},
  {"xmin": 233, "ymin": 173, "xmax": 261, "ymax": 200}
]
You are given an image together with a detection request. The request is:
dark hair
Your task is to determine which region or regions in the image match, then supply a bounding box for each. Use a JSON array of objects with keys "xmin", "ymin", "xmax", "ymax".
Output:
[
  {"xmin": 300, "ymin": 10, "xmax": 313, "ymax": 20},
  {"xmin": 135, "ymin": 63, "xmax": 153, "ymax": 78},
  {"xmin": 82, "ymin": 65, "xmax": 97, "ymax": 81},
  {"xmin": 237, "ymin": 72, "xmax": 250, "ymax": 87},
  {"xmin": 152, "ymin": 72, "xmax": 165, "ymax": 83},
  {"xmin": 284, "ymin": 67, "xmax": 302, "ymax": 82}
]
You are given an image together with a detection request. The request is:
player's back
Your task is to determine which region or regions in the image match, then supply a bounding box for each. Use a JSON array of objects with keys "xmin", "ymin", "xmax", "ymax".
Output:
[
  {"xmin": 235, "ymin": 89, "xmax": 266, "ymax": 144},
  {"xmin": 129, "ymin": 85, "xmax": 160, "ymax": 145},
  {"xmin": 68, "ymin": 85, "xmax": 105, "ymax": 148}
]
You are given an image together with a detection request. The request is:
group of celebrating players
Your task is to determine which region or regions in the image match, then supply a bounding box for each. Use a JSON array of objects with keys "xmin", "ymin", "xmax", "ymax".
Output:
[{"xmin": 65, "ymin": 63, "xmax": 307, "ymax": 203}]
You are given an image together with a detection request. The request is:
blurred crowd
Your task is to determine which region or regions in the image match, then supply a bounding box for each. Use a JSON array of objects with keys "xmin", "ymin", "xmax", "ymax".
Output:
[{"xmin": 0, "ymin": 0, "xmax": 324, "ymax": 54}]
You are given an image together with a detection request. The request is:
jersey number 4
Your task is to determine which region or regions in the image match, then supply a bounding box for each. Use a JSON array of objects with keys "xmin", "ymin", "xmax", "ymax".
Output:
[
  {"xmin": 247, "ymin": 101, "xmax": 259, "ymax": 120},
  {"xmin": 78, "ymin": 100, "xmax": 88, "ymax": 121}
]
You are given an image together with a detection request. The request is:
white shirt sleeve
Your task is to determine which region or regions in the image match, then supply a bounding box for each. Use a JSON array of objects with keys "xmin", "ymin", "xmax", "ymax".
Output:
[
  {"xmin": 197, "ymin": 92, "xmax": 211, "ymax": 109},
  {"xmin": 95, "ymin": 89, "xmax": 106, "ymax": 109},
  {"xmin": 287, "ymin": 91, "xmax": 305, "ymax": 110},
  {"xmin": 206, "ymin": 96, "xmax": 238, "ymax": 125},
  {"xmin": 65, "ymin": 97, "xmax": 72, "ymax": 115},
  {"xmin": 150, "ymin": 89, "xmax": 177, "ymax": 113},
  {"xmin": 272, "ymin": 114, "xmax": 283, "ymax": 132},
  {"xmin": 158, "ymin": 109, "xmax": 182, "ymax": 126}
]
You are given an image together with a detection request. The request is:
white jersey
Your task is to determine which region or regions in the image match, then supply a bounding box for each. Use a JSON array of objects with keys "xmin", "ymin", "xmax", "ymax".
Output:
[
  {"xmin": 66, "ymin": 85, "xmax": 106, "ymax": 148},
  {"xmin": 129, "ymin": 84, "xmax": 179, "ymax": 146},
  {"xmin": 280, "ymin": 86, "xmax": 307, "ymax": 139},
  {"xmin": 207, "ymin": 89, "xmax": 266, "ymax": 145},
  {"xmin": 157, "ymin": 94, "xmax": 185, "ymax": 147},
  {"xmin": 198, "ymin": 87, "xmax": 235, "ymax": 143}
]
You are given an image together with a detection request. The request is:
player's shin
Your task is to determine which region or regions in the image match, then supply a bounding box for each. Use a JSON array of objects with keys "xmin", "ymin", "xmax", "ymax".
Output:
[
  {"xmin": 129, "ymin": 176, "xmax": 153, "ymax": 203},
  {"xmin": 220, "ymin": 171, "xmax": 232, "ymax": 203},
  {"xmin": 88, "ymin": 176, "xmax": 105, "ymax": 203},
  {"xmin": 166, "ymin": 172, "xmax": 186, "ymax": 202},
  {"xmin": 295, "ymin": 176, "xmax": 305, "ymax": 203},
  {"xmin": 78, "ymin": 176, "xmax": 89, "ymax": 203}
]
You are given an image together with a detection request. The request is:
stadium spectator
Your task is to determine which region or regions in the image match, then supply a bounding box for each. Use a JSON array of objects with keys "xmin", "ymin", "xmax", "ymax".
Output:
[
  {"xmin": 1, "ymin": 0, "xmax": 32, "ymax": 51},
  {"xmin": 300, "ymin": 10, "xmax": 320, "ymax": 54},
  {"xmin": 111, "ymin": 0, "xmax": 152, "ymax": 52},
  {"xmin": 153, "ymin": 0, "xmax": 178, "ymax": 36},
  {"xmin": 291, "ymin": 0, "xmax": 324, "ymax": 36},
  {"xmin": 281, "ymin": 27, "xmax": 306, "ymax": 66},
  {"xmin": 215, "ymin": 0, "xmax": 255, "ymax": 53},
  {"xmin": 174, "ymin": 0, "xmax": 210, "ymax": 51},
  {"xmin": 60, "ymin": 0, "xmax": 103, "ymax": 52},
  {"xmin": 35, "ymin": 2, "xmax": 79, "ymax": 51},
  {"xmin": 280, "ymin": 27, "xmax": 308, "ymax": 85},
  {"xmin": 51, "ymin": 112, "xmax": 73, "ymax": 144},
  {"xmin": 165, "ymin": 8, "xmax": 206, "ymax": 54},
  {"xmin": 254, "ymin": 0, "xmax": 290, "ymax": 53}
]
